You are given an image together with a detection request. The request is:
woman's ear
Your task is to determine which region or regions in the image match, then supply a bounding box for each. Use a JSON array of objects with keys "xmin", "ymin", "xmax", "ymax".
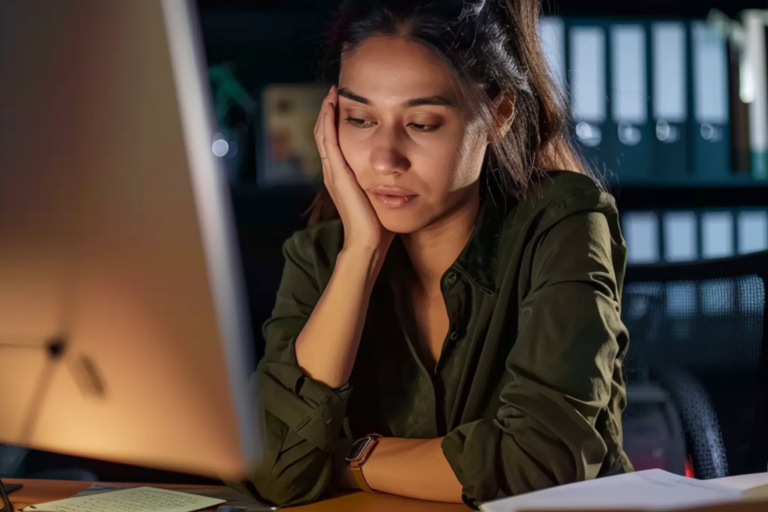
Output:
[{"xmin": 487, "ymin": 91, "xmax": 516, "ymax": 144}]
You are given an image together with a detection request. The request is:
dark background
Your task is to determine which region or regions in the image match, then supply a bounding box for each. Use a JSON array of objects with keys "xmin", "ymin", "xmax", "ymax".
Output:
[{"xmin": 198, "ymin": 0, "xmax": 768, "ymax": 372}]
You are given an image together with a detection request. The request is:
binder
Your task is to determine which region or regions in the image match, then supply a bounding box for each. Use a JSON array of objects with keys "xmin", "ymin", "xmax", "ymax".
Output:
[
  {"xmin": 701, "ymin": 211, "xmax": 734, "ymax": 259},
  {"xmin": 737, "ymin": 210, "xmax": 768, "ymax": 254},
  {"xmin": 663, "ymin": 211, "xmax": 697, "ymax": 262},
  {"xmin": 608, "ymin": 23, "xmax": 652, "ymax": 182},
  {"xmin": 728, "ymin": 29, "xmax": 752, "ymax": 175},
  {"xmin": 743, "ymin": 10, "xmax": 768, "ymax": 180},
  {"xmin": 538, "ymin": 16, "xmax": 566, "ymax": 97},
  {"xmin": 651, "ymin": 22, "xmax": 689, "ymax": 180},
  {"xmin": 690, "ymin": 21, "xmax": 731, "ymax": 182},
  {"xmin": 622, "ymin": 212, "xmax": 661, "ymax": 264},
  {"xmin": 568, "ymin": 23, "xmax": 610, "ymax": 173}
]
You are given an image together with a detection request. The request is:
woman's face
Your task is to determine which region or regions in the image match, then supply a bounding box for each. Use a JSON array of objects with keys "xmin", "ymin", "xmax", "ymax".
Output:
[{"xmin": 337, "ymin": 35, "xmax": 489, "ymax": 234}]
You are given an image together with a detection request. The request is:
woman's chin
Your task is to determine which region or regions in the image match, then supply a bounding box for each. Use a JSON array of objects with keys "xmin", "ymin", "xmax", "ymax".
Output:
[{"xmin": 376, "ymin": 210, "xmax": 429, "ymax": 235}]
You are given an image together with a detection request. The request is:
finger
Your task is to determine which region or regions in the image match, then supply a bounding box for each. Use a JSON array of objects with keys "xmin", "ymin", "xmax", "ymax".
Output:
[
  {"xmin": 322, "ymin": 99, "xmax": 354, "ymax": 182},
  {"xmin": 319, "ymin": 109, "xmax": 333, "ymax": 184},
  {"xmin": 320, "ymin": 135, "xmax": 332, "ymax": 187},
  {"xmin": 320, "ymin": 155, "xmax": 337, "ymax": 205},
  {"xmin": 315, "ymin": 106, "xmax": 328, "ymax": 158},
  {"xmin": 330, "ymin": 84, "xmax": 338, "ymax": 106},
  {"xmin": 314, "ymin": 92, "xmax": 330, "ymax": 137}
]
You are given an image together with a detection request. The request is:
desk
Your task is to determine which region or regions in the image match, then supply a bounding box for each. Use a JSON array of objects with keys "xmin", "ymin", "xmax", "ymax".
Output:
[
  {"xmin": 5, "ymin": 478, "xmax": 471, "ymax": 512},
  {"xmin": 7, "ymin": 476, "xmax": 767, "ymax": 512}
]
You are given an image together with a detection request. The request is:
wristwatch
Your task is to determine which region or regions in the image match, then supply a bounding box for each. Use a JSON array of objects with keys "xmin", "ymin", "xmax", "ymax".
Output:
[{"xmin": 345, "ymin": 434, "xmax": 381, "ymax": 493}]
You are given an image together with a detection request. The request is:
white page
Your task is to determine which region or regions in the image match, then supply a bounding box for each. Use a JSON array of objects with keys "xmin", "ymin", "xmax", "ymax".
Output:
[
  {"xmin": 711, "ymin": 473, "xmax": 768, "ymax": 491},
  {"xmin": 480, "ymin": 470, "xmax": 743, "ymax": 512},
  {"xmin": 22, "ymin": 486, "xmax": 225, "ymax": 512}
]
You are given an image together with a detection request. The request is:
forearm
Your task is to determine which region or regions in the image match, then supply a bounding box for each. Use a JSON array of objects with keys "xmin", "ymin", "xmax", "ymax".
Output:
[
  {"xmin": 295, "ymin": 244, "xmax": 385, "ymax": 388},
  {"xmin": 363, "ymin": 438, "xmax": 463, "ymax": 503}
]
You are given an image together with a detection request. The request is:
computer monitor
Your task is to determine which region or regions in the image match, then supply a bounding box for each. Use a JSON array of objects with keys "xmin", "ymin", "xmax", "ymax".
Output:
[{"xmin": 0, "ymin": 0, "xmax": 260, "ymax": 481}]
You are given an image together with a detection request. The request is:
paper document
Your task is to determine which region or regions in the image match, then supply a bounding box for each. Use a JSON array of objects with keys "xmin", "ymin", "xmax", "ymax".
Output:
[
  {"xmin": 480, "ymin": 469, "xmax": 768, "ymax": 512},
  {"xmin": 21, "ymin": 486, "xmax": 225, "ymax": 512}
]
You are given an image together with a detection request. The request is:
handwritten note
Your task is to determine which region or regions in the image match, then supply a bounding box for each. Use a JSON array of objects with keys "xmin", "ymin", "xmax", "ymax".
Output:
[{"xmin": 22, "ymin": 486, "xmax": 225, "ymax": 512}]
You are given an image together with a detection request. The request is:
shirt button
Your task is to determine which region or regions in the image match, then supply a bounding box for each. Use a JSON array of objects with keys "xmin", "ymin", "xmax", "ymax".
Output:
[
  {"xmin": 446, "ymin": 272, "xmax": 457, "ymax": 285},
  {"xmin": 449, "ymin": 331, "xmax": 459, "ymax": 341}
]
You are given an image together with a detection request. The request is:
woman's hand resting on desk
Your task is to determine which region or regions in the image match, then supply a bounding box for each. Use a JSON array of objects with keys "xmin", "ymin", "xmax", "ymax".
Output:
[
  {"xmin": 330, "ymin": 437, "xmax": 464, "ymax": 502},
  {"xmin": 314, "ymin": 85, "xmax": 395, "ymax": 255}
]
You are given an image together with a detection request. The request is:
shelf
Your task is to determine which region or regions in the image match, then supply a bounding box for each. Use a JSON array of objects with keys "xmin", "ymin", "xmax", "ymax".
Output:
[
  {"xmin": 609, "ymin": 176, "xmax": 768, "ymax": 189},
  {"xmin": 610, "ymin": 184, "xmax": 768, "ymax": 209}
]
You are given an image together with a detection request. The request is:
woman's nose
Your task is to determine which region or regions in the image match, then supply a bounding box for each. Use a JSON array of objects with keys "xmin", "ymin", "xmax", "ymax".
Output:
[{"xmin": 369, "ymin": 132, "xmax": 410, "ymax": 176}]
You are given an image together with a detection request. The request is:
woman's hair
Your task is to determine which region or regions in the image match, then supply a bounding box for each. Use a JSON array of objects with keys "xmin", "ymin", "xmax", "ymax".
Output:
[{"xmin": 308, "ymin": 0, "xmax": 595, "ymax": 226}]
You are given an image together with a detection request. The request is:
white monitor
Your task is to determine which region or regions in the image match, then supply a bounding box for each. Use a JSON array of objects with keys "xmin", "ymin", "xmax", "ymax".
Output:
[{"xmin": 0, "ymin": 0, "xmax": 260, "ymax": 481}]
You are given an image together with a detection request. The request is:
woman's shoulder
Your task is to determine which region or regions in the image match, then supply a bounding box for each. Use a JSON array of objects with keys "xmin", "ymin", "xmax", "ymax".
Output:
[
  {"xmin": 282, "ymin": 218, "xmax": 344, "ymax": 268},
  {"xmin": 503, "ymin": 169, "xmax": 619, "ymax": 235}
]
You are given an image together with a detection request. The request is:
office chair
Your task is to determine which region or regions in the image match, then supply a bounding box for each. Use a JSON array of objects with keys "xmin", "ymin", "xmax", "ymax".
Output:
[{"xmin": 621, "ymin": 250, "xmax": 768, "ymax": 479}]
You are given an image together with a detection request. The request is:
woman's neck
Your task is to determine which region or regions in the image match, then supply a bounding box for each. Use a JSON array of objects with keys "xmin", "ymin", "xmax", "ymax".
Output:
[{"xmin": 399, "ymin": 192, "xmax": 480, "ymax": 295}]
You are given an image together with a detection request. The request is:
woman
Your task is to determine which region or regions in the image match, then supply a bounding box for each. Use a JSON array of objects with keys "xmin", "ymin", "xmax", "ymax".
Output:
[{"xmin": 248, "ymin": 0, "xmax": 632, "ymax": 507}]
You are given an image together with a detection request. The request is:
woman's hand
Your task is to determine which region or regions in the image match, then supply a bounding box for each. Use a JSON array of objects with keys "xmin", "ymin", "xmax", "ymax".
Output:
[{"xmin": 314, "ymin": 85, "xmax": 394, "ymax": 254}]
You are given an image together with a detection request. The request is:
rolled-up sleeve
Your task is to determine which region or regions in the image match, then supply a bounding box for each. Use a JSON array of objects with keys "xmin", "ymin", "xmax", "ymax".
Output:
[
  {"xmin": 247, "ymin": 233, "xmax": 352, "ymax": 506},
  {"xmin": 441, "ymin": 211, "xmax": 629, "ymax": 508},
  {"xmin": 261, "ymin": 341, "xmax": 351, "ymax": 452}
]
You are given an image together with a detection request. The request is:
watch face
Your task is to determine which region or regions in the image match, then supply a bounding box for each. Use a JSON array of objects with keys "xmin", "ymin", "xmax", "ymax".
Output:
[{"xmin": 347, "ymin": 437, "xmax": 373, "ymax": 461}]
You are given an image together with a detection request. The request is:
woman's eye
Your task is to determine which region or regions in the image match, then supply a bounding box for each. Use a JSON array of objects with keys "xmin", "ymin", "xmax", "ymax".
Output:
[
  {"xmin": 409, "ymin": 123, "xmax": 440, "ymax": 133},
  {"xmin": 344, "ymin": 117, "xmax": 440, "ymax": 132},
  {"xmin": 344, "ymin": 117, "xmax": 375, "ymax": 129}
]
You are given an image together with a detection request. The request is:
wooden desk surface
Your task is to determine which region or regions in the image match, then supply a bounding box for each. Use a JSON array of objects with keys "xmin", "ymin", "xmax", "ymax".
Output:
[
  {"xmin": 4, "ymin": 478, "xmax": 471, "ymax": 512},
  {"xmin": 9, "ymin": 478, "xmax": 767, "ymax": 512}
]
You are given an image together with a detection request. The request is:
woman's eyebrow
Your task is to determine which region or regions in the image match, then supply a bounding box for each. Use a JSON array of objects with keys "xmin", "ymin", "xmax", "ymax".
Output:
[{"xmin": 338, "ymin": 87, "xmax": 456, "ymax": 108}]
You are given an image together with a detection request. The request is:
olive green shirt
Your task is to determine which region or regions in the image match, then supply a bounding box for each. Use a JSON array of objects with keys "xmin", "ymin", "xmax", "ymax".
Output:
[{"xmin": 246, "ymin": 171, "xmax": 633, "ymax": 508}]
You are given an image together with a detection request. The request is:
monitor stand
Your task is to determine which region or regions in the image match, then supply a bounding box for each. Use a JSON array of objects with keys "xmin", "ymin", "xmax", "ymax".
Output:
[
  {"xmin": 1, "ymin": 483, "xmax": 21, "ymax": 495},
  {"xmin": 1, "ymin": 480, "xmax": 23, "ymax": 512},
  {"xmin": 0, "ymin": 337, "xmax": 66, "ymax": 512}
]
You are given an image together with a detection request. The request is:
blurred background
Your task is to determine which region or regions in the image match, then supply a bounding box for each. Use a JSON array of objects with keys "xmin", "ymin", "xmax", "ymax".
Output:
[
  {"xmin": 3, "ymin": 0, "xmax": 768, "ymax": 491},
  {"xmin": 198, "ymin": 0, "xmax": 768, "ymax": 362}
]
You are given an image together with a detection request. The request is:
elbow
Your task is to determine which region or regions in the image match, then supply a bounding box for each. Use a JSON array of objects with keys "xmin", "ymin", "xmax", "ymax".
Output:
[
  {"xmin": 250, "ymin": 476, "xmax": 326, "ymax": 508},
  {"xmin": 503, "ymin": 429, "xmax": 609, "ymax": 493},
  {"xmin": 253, "ymin": 482, "xmax": 314, "ymax": 508},
  {"xmin": 249, "ymin": 455, "xmax": 332, "ymax": 507}
]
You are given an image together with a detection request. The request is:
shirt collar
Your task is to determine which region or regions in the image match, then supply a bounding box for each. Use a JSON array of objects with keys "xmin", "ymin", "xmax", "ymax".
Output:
[
  {"xmin": 382, "ymin": 185, "xmax": 510, "ymax": 297},
  {"xmin": 450, "ymin": 189, "xmax": 508, "ymax": 297}
]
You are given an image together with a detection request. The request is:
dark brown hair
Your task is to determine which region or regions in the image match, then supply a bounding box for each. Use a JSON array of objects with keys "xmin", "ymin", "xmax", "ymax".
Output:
[{"xmin": 309, "ymin": 0, "xmax": 593, "ymax": 226}]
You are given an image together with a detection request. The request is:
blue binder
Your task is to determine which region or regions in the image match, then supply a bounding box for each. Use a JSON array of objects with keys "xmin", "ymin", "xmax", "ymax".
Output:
[
  {"xmin": 690, "ymin": 21, "xmax": 731, "ymax": 182},
  {"xmin": 538, "ymin": 16, "xmax": 566, "ymax": 98},
  {"xmin": 607, "ymin": 22, "xmax": 652, "ymax": 183},
  {"xmin": 567, "ymin": 21, "xmax": 610, "ymax": 174},
  {"xmin": 650, "ymin": 21, "xmax": 689, "ymax": 181}
]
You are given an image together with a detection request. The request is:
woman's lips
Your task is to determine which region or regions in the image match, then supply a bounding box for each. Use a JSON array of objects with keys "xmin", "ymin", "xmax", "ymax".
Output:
[
  {"xmin": 371, "ymin": 192, "xmax": 418, "ymax": 208},
  {"xmin": 369, "ymin": 187, "xmax": 419, "ymax": 208}
]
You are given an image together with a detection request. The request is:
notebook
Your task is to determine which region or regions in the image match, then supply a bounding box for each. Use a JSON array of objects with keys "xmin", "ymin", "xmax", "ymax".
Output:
[{"xmin": 480, "ymin": 469, "xmax": 768, "ymax": 512}]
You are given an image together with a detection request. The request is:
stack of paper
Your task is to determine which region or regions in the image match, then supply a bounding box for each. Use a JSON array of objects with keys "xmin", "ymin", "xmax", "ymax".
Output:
[
  {"xmin": 480, "ymin": 470, "xmax": 768, "ymax": 512},
  {"xmin": 21, "ymin": 486, "xmax": 225, "ymax": 512}
]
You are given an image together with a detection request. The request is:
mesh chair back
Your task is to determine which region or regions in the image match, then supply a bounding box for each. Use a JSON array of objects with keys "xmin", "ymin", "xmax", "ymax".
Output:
[{"xmin": 621, "ymin": 251, "xmax": 768, "ymax": 478}]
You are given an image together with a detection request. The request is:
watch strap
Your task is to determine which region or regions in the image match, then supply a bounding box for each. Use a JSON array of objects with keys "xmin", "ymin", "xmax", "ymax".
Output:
[
  {"xmin": 346, "ymin": 434, "xmax": 381, "ymax": 494},
  {"xmin": 349, "ymin": 460, "xmax": 378, "ymax": 493}
]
